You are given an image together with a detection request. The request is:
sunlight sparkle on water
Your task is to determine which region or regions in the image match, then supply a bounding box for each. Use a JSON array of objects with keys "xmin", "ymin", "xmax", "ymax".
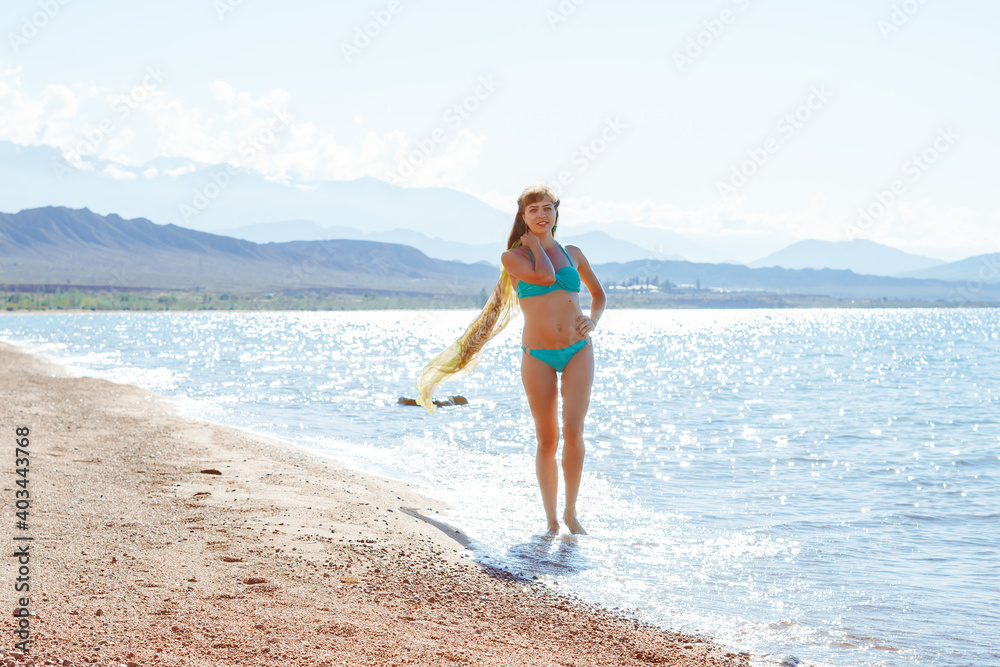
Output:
[{"xmin": 2, "ymin": 309, "xmax": 998, "ymax": 666}]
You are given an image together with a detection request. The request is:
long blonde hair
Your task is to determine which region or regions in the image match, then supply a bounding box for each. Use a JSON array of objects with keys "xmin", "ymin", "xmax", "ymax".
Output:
[{"xmin": 415, "ymin": 184, "xmax": 560, "ymax": 413}]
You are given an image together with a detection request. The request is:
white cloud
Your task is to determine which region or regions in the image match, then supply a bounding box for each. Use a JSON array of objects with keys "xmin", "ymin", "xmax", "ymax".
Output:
[
  {"xmin": 211, "ymin": 80, "xmax": 236, "ymax": 102},
  {"xmin": 164, "ymin": 164, "xmax": 197, "ymax": 177},
  {"xmin": 0, "ymin": 61, "xmax": 487, "ymax": 193},
  {"xmin": 862, "ymin": 200, "xmax": 991, "ymax": 260},
  {"xmin": 0, "ymin": 64, "xmax": 62, "ymax": 145},
  {"xmin": 100, "ymin": 164, "xmax": 137, "ymax": 180},
  {"xmin": 384, "ymin": 128, "xmax": 486, "ymax": 189},
  {"xmin": 476, "ymin": 190, "xmax": 515, "ymax": 214}
]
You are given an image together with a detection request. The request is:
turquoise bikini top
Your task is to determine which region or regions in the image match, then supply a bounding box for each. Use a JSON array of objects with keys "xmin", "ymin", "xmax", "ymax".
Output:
[{"xmin": 516, "ymin": 242, "xmax": 581, "ymax": 299}]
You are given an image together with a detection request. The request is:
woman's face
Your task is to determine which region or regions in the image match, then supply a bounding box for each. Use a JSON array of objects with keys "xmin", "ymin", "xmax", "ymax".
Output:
[{"xmin": 523, "ymin": 197, "xmax": 556, "ymax": 235}]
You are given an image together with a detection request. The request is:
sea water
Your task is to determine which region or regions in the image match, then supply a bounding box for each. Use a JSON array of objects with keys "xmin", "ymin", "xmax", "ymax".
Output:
[{"xmin": 2, "ymin": 309, "xmax": 997, "ymax": 667}]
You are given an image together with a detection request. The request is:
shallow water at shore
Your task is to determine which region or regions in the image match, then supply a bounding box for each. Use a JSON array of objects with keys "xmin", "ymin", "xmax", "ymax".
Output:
[{"xmin": 3, "ymin": 308, "xmax": 998, "ymax": 666}]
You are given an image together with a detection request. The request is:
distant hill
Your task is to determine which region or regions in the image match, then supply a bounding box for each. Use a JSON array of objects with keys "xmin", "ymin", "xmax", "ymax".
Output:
[
  {"xmin": 221, "ymin": 219, "xmax": 344, "ymax": 244},
  {"xmin": 0, "ymin": 207, "xmax": 498, "ymax": 293},
  {"xmin": 599, "ymin": 259, "xmax": 1000, "ymax": 302},
  {"xmin": 558, "ymin": 231, "xmax": 686, "ymax": 264},
  {"xmin": 896, "ymin": 253, "xmax": 1000, "ymax": 284},
  {"xmin": 569, "ymin": 221, "xmax": 729, "ymax": 263},
  {"xmin": 219, "ymin": 220, "xmax": 502, "ymax": 265},
  {"xmin": 217, "ymin": 222, "xmax": 677, "ymax": 266},
  {"xmin": 749, "ymin": 239, "xmax": 945, "ymax": 276}
]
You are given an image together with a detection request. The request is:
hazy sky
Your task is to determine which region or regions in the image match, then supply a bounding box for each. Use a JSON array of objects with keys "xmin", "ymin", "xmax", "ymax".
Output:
[{"xmin": 2, "ymin": 0, "xmax": 997, "ymax": 260}]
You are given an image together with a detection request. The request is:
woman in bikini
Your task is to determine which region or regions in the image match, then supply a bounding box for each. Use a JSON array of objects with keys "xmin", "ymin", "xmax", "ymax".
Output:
[{"xmin": 417, "ymin": 184, "xmax": 606, "ymax": 535}]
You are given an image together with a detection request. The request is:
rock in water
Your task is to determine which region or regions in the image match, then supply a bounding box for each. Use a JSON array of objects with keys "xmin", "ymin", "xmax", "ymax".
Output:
[{"xmin": 397, "ymin": 395, "xmax": 468, "ymax": 407}]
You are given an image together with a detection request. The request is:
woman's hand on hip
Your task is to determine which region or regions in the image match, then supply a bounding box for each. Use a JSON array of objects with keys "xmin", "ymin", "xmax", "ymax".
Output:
[{"xmin": 576, "ymin": 315, "xmax": 596, "ymax": 338}]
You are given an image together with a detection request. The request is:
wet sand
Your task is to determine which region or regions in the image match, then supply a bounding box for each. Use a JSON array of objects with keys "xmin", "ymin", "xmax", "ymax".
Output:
[{"xmin": 0, "ymin": 341, "xmax": 749, "ymax": 666}]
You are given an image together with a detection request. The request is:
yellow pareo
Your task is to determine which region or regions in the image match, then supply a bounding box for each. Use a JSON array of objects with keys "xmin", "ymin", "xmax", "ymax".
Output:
[{"xmin": 415, "ymin": 264, "xmax": 521, "ymax": 414}]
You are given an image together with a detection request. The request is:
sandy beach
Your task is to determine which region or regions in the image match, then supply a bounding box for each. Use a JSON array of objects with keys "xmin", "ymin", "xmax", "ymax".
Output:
[{"xmin": 1, "ymin": 341, "xmax": 748, "ymax": 667}]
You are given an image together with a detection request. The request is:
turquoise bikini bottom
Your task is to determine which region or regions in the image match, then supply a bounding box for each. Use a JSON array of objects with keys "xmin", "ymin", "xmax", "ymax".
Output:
[{"xmin": 522, "ymin": 338, "xmax": 589, "ymax": 373}]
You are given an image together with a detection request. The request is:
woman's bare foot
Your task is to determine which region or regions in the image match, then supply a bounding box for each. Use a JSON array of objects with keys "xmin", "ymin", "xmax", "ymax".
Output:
[
  {"xmin": 546, "ymin": 519, "xmax": 561, "ymax": 535},
  {"xmin": 563, "ymin": 511, "xmax": 587, "ymax": 535}
]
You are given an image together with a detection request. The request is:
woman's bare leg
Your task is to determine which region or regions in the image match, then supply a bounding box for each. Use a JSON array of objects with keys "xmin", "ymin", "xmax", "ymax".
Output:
[
  {"xmin": 560, "ymin": 341, "xmax": 594, "ymax": 535},
  {"xmin": 521, "ymin": 351, "xmax": 560, "ymax": 534}
]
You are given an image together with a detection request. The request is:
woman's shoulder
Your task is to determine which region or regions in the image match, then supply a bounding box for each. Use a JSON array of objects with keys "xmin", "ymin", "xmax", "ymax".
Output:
[
  {"xmin": 502, "ymin": 246, "xmax": 531, "ymax": 261},
  {"xmin": 500, "ymin": 246, "xmax": 530, "ymax": 274},
  {"xmin": 562, "ymin": 243, "xmax": 588, "ymax": 264}
]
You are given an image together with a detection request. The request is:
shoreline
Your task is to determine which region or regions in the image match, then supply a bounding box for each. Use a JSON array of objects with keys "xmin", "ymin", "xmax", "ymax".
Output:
[
  {"xmin": 4, "ymin": 300, "xmax": 1000, "ymax": 313},
  {"xmin": 5, "ymin": 289, "xmax": 1000, "ymax": 313},
  {"xmin": 0, "ymin": 341, "xmax": 750, "ymax": 666}
]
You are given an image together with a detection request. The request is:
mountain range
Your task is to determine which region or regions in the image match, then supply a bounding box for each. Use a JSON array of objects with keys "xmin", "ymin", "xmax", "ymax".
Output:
[
  {"xmin": 749, "ymin": 239, "xmax": 945, "ymax": 277},
  {"xmin": 2, "ymin": 206, "xmax": 999, "ymax": 303},
  {"xmin": 219, "ymin": 220, "xmax": 684, "ymax": 266},
  {"xmin": 221, "ymin": 217, "xmax": 997, "ymax": 287},
  {"xmin": 0, "ymin": 207, "xmax": 498, "ymax": 293},
  {"xmin": 0, "ymin": 141, "xmax": 510, "ymax": 246},
  {"xmin": 899, "ymin": 254, "xmax": 1000, "ymax": 283},
  {"xmin": 6, "ymin": 140, "xmax": 993, "ymax": 275}
]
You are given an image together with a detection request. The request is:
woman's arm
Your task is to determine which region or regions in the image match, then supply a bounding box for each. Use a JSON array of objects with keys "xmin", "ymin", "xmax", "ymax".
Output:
[
  {"xmin": 567, "ymin": 244, "xmax": 606, "ymax": 332},
  {"xmin": 501, "ymin": 236, "xmax": 557, "ymax": 286}
]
